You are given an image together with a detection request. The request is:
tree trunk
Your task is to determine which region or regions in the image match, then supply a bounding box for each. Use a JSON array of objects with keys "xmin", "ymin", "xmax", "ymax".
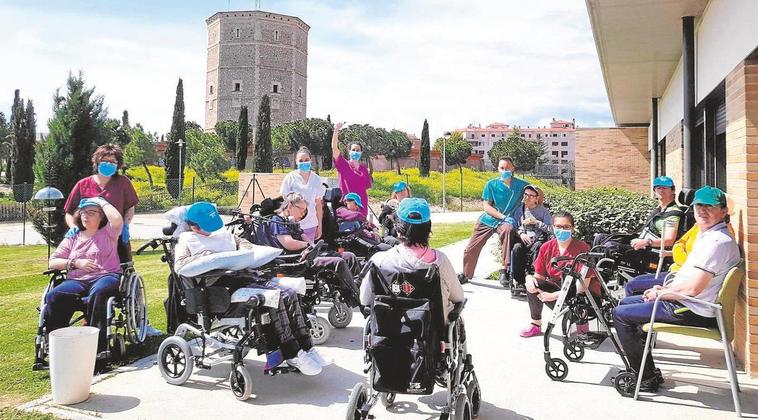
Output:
[
  {"xmin": 395, "ymin": 157, "xmax": 401, "ymax": 175},
  {"xmin": 143, "ymin": 162, "xmax": 154, "ymax": 188}
]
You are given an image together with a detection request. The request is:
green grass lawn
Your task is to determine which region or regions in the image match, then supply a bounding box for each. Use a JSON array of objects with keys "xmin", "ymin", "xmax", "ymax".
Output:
[{"xmin": 0, "ymin": 222, "xmax": 473, "ymax": 409}]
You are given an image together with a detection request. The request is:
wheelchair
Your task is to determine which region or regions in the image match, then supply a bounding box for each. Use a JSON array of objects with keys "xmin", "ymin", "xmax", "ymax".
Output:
[
  {"xmin": 346, "ymin": 264, "xmax": 480, "ymax": 420},
  {"xmin": 226, "ymin": 205, "xmax": 361, "ymax": 336},
  {"xmin": 508, "ymin": 230, "xmax": 550, "ymax": 297},
  {"xmin": 590, "ymin": 188, "xmax": 695, "ymax": 292},
  {"xmin": 32, "ymin": 260, "xmax": 148, "ymax": 370},
  {"xmin": 541, "ymin": 252, "xmax": 629, "ymax": 382}
]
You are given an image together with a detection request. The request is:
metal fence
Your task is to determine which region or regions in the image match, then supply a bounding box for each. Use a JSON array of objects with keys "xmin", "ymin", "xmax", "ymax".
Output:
[
  {"xmin": 136, "ymin": 178, "xmax": 238, "ymax": 213},
  {"xmin": 0, "ymin": 183, "xmax": 35, "ymax": 222}
]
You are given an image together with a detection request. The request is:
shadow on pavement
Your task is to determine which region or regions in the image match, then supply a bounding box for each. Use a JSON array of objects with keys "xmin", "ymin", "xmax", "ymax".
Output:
[{"xmin": 70, "ymin": 394, "xmax": 141, "ymax": 413}]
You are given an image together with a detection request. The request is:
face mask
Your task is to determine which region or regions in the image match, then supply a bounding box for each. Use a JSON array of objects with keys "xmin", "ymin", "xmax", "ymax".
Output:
[
  {"xmin": 349, "ymin": 151, "xmax": 362, "ymax": 161},
  {"xmin": 554, "ymin": 228, "xmax": 572, "ymax": 242},
  {"xmin": 499, "ymin": 170, "xmax": 512, "ymax": 180},
  {"xmin": 297, "ymin": 161, "xmax": 311, "ymax": 172},
  {"xmin": 98, "ymin": 162, "xmax": 118, "ymax": 177}
]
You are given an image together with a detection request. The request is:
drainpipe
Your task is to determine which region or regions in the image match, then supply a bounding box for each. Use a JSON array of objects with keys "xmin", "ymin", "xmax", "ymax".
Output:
[
  {"xmin": 651, "ymin": 97, "xmax": 659, "ymax": 182},
  {"xmin": 682, "ymin": 16, "xmax": 696, "ymax": 189}
]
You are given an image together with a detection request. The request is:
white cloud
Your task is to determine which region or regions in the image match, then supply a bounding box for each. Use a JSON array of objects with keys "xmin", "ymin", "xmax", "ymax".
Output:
[{"xmin": 0, "ymin": 0, "xmax": 611, "ymax": 141}]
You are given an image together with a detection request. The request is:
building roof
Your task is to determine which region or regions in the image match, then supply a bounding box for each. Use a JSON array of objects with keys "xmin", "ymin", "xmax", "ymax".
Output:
[
  {"xmin": 586, "ymin": 0, "xmax": 708, "ymax": 125},
  {"xmin": 206, "ymin": 10, "xmax": 310, "ymax": 29}
]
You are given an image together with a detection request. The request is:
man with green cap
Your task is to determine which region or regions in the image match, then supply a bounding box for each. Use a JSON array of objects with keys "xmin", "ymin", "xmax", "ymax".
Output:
[{"xmin": 613, "ymin": 186, "xmax": 740, "ymax": 393}]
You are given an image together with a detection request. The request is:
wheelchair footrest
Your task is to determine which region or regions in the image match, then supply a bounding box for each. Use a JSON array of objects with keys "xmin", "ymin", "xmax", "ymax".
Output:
[
  {"xmin": 32, "ymin": 360, "xmax": 49, "ymax": 371},
  {"xmin": 264, "ymin": 365, "xmax": 299, "ymax": 376},
  {"xmin": 576, "ymin": 331, "xmax": 609, "ymax": 349}
]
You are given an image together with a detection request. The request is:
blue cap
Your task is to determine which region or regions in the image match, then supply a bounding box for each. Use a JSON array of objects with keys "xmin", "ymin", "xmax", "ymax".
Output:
[
  {"xmin": 692, "ymin": 186, "xmax": 727, "ymax": 207},
  {"xmin": 186, "ymin": 201, "xmax": 223, "ymax": 233},
  {"xmin": 78, "ymin": 198, "xmax": 101, "ymax": 209},
  {"xmin": 344, "ymin": 192, "xmax": 363, "ymax": 208},
  {"xmin": 653, "ymin": 176, "xmax": 674, "ymax": 188},
  {"xmin": 392, "ymin": 181, "xmax": 408, "ymax": 193},
  {"xmin": 397, "ymin": 198, "xmax": 431, "ymax": 224}
]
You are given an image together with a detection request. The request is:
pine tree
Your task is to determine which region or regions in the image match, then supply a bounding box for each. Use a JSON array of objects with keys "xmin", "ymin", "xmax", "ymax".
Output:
[
  {"xmin": 165, "ymin": 79, "xmax": 186, "ymax": 198},
  {"xmin": 236, "ymin": 106, "xmax": 249, "ymax": 170},
  {"xmin": 322, "ymin": 114, "xmax": 333, "ymax": 170},
  {"xmin": 31, "ymin": 72, "xmax": 109, "ymax": 244},
  {"xmin": 253, "ymin": 95, "xmax": 273, "ymax": 172},
  {"xmin": 10, "ymin": 90, "xmax": 36, "ymax": 200},
  {"xmin": 116, "ymin": 110, "xmax": 131, "ymax": 147},
  {"xmin": 419, "ymin": 119, "xmax": 430, "ymax": 177}
]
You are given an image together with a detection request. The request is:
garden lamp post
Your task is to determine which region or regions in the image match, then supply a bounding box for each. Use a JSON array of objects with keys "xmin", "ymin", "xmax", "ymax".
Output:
[
  {"xmin": 177, "ymin": 138, "xmax": 185, "ymax": 205},
  {"xmin": 33, "ymin": 186, "xmax": 64, "ymax": 259},
  {"xmin": 442, "ymin": 132, "xmax": 451, "ymax": 213}
]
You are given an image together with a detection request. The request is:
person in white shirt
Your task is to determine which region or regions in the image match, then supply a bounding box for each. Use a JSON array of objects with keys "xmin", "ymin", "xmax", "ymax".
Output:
[{"xmin": 279, "ymin": 147, "xmax": 326, "ymax": 242}]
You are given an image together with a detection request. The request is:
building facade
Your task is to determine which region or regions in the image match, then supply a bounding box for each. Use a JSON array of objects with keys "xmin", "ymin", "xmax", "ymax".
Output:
[
  {"xmin": 582, "ymin": 0, "xmax": 758, "ymax": 376},
  {"xmin": 457, "ymin": 118, "xmax": 576, "ymax": 170},
  {"xmin": 205, "ymin": 10, "xmax": 309, "ymax": 131}
]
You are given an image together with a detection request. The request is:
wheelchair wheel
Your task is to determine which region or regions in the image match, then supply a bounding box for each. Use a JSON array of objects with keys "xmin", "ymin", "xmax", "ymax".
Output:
[
  {"xmin": 452, "ymin": 393, "xmax": 471, "ymax": 420},
  {"xmin": 466, "ymin": 371, "xmax": 481, "ymax": 419},
  {"xmin": 33, "ymin": 332, "xmax": 49, "ymax": 371},
  {"xmin": 157, "ymin": 336, "xmax": 194, "ymax": 385},
  {"xmin": 614, "ymin": 371, "xmax": 637, "ymax": 398},
  {"xmin": 110, "ymin": 333, "xmax": 127, "ymax": 361},
  {"xmin": 563, "ymin": 342, "xmax": 585, "ymax": 362},
  {"xmin": 545, "ymin": 358, "xmax": 568, "ymax": 381},
  {"xmin": 328, "ymin": 302, "xmax": 353, "ymax": 329},
  {"xmin": 229, "ymin": 364, "xmax": 253, "ymax": 401},
  {"xmin": 125, "ymin": 272, "xmax": 148, "ymax": 344},
  {"xmin": 310, "ymin": 316, "xmax": 331, "ymax": 345},
  {"xmin": 380, "ymin": 392, "xmax": 396, "ymax": 408},
  {"xmin": 345, "ymin": 382, "xmax": 369, "ymax": 420}
]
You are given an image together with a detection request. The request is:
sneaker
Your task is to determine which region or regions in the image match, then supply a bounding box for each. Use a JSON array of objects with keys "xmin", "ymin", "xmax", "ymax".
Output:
[
  {"xmin": 498, "ymin": 269, "xmax": 510, "ymax": 289},
  {"xmin": 519, "ymin": 324, "xmax": 542, "ymax": 338},
  {"xmin": 575, "ymin": 323, "xmax": 590, "ymax": 335},
  {"xmin": 306, "ymin": 348, "xmax": 333, "ymax": 367},
  {"xmin": 457, "ymin": 273, "xmax": 469, "ymax": 285},
  {"xmin": 287, "ymin": 350, "xmax": 322, "ymax": 376},
  {"xmin": 638, "ymin": 374, "xmax": 661, "ymax": 392}
]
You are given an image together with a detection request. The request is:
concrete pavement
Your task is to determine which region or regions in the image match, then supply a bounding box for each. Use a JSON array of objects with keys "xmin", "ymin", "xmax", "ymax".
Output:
[
  {"xmin": 0, "ymin": 211, "xmax": 483, "ymax": 246},
  {"xmin": 19, "ymin": 237, "xmax": 758, "ymax": 419}
]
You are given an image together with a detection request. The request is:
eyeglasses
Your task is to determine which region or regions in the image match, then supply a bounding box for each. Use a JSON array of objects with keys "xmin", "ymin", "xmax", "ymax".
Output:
[
  {"xmin": 293, "ymin": 204, "xmax": 307, "ymax": 212},
  {"xmin": 554, "ymin": 224, "xmax": 573, "ymax": 229},
  {"xmin": 82, "ymin": 209, "xmax": 102, "ymax": 217}
]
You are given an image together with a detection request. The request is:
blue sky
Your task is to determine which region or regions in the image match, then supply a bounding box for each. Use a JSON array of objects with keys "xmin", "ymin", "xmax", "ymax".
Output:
[{"xmin": 0, "ymin": 0, "xmax": 613, "ymax": 140}]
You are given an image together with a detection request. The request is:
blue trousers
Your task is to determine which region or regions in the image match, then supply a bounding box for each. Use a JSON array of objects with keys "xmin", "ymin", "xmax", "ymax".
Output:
[
  {"xmin": 624, "ymin": 272, "xmax": 670, "ymax": 297},
  {"xmin": 612, "ymin": 295, "xmax": 716, "ymax": 377},
  {"xmin": 44, "ymin": 275, "xmax": 121, "ymax": 351}
]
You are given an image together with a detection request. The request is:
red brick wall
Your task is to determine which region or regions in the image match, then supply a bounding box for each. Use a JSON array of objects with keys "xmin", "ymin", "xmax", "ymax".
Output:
[
  {"xmin": 575, "ymin": 127, "xmax": 650, "ymax": 194},
  {"xmin": 237, "ymin": 172, "xmax": 287, "ymax": 211},
  {"xmin": 725, "ymin": 58, "xmax": 758, "ymax": 377},
  {"xmin": 663, "ymin": 122, "xmax": 684, "ymax": 187}
]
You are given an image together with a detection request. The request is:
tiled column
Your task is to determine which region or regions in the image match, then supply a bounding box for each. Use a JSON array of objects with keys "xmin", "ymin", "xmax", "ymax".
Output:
[{"xmin": 725, "ymin": 57, "xmax": 758, "ymax": 377}]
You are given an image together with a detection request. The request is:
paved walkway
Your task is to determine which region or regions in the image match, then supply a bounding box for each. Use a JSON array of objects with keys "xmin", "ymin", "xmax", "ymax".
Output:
[
  {"xmin": 19, "ymin": 238, "xmax": 758, "ymax": 419},
  {"xmin": 0, "ymin": 211, "xmax": 483, "ymax": 246}
]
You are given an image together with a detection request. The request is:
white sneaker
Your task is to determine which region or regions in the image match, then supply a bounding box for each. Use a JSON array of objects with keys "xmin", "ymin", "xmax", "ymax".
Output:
[
  {"xmin": 286, "ymin": 350, "xmax": 322, "ymax": 375},
  {"xmin": 306, "ymin": 348, "xmax": 333, "ymax": 367}
]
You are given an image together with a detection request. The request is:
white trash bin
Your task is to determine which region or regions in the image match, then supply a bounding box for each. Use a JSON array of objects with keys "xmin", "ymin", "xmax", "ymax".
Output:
[{"xmin": 49, "ymin": 326, "xmax": 99, "ymax": 404}]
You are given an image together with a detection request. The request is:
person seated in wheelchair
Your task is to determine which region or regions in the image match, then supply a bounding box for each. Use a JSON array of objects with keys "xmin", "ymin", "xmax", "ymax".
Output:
[
  {"xmin": 520, "ymin": 211, "xmax": 601, "ymax": 338},
  {"xmin": 506, "ymin": 185, "xmax": 552, "ymax": 290},
  {"xmin": 359, "ymin": 198, "xmax": 465, "ymax": 323},
  {"xmin": 174, "ymin": 201, "xmax": 329, "ymax": 375},
  {"xmin": 613, "ymin": 186, "xmax": 740, "ymax": 393},
  {"xmin": 377, "ymin": 181, "xmax": 411, "ymax": 242},
  {"xmin": 594, "ymin": 176, "xmax": 682, "ymax": 274},
  {"xmin": 266, "ymin": 192, "xmax": 362, "ymax": 304},
  {"xmin": 336, "ymin": 192, "xmax": 392, "ymax": 250},
  {"xmin": 46, "ymin": 197, "xmax": 123, "ymax": 360}
]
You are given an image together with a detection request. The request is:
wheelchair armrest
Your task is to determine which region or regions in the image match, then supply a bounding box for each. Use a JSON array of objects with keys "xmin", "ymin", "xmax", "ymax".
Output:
[
  {"xmin": 447, "ymin": 299, "xmax": 467, "ymax": 323},
  {"xmin": 43, "ymin": 269, "xmax": 63, "ymax": 276},
  {"xmin": 360, "ymin": 305, "xmax": 371, "ymax": 318}
]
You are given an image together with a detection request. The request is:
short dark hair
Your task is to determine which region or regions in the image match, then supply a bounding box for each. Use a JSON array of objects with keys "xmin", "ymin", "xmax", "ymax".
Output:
[
  {"xmin": 349, "ymin": 142, "xmax": 364, "ymax": 152},
  {"xmin": 498, "ymin": 156, "xmax": 515, "ymax": 167},
  {"xmin": 73, "ymin": 208, "xmax": 108, "ymax": 231},
  {"xmin": 92, "ymin": 144, "xmax": 124, "ymax": 174},
  {"xmin": 552, "ymin": 210, "xmax": 575, "ymax": 227},
  {"xmin": 396, "ymin": 218, "xmax": 431, "ymax": 247}
]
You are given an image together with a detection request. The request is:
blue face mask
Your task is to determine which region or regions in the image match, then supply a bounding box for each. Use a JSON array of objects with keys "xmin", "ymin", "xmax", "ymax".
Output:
[
  {"xmin": 297, "ymin": 161, "xmax": 311, "ymax": 172},
  {"xmin": 499, "ymin": 170, "xmax": 512, "ymax": 180},
  {"xmin": 98, "ymin": 162, "xmax": 118, "ymax": 177},
  {"xmin": 349, "ymin": 151, "xmax": 362, "ymax": 161},
  {"xmin": 554, "ymin": 228, "xmax": 572, "ymax": 242}
]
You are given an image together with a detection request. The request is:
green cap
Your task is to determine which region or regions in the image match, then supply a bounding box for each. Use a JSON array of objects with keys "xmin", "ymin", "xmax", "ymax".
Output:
[{"xmin": 692, "ymin": 186, "xmax": 726, "ymax": 207}]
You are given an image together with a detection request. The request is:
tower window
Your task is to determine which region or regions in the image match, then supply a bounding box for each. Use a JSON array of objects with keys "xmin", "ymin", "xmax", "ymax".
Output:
[
  {"xmin": 209, "ymin": 85, "xmax": 214, "ymax": 94},
  {"xmin": 234, "ymin": 82, "xmax": 241, "ymax": 92},
  {"xmin": 273, "ymin": 83, "xmax": 280, "ymax": 94},
  {"xmin": 298, "ymin": 87, "xmax": 302, "ymax": 98},
  {"xmin": 275, "ymin": 30, "xmax": 280, "ymax": 41},
  {"xmin": 235, "ymin": 28, "xmax": 240, "ymax": 38}
]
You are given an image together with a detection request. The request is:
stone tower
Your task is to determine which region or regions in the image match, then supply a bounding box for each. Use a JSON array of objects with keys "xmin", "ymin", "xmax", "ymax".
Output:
[{"xmin": 205, "ymin": 10, "xmax": 309, "ymax": 131}]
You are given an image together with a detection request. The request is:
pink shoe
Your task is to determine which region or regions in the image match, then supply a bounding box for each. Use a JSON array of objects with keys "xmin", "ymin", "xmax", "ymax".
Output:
[
  {"xmin": 519, "ymin": 324, "xmax": 542, "ymax": 338},
  {"xmin": 576, "ymin": 323, "xmax": 590, "ymax": 335}
]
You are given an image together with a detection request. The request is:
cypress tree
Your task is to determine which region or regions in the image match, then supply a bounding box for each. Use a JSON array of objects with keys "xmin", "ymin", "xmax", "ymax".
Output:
[
  {"xmin": 419, "ymin": 119, "xmax": 430, "ymax": 177},
  {"xmin": 0, "ymin": 112, "xmax": 9, "ymax": 183},
  {"xmin": 10, "ymin": 90, "xmax": 36, "ymax": 200},
  {"xmin": 236, "ymin": 106, "xmax": 249, "ymax": 170},
  {"xmin": 165, "ymin": 79, "xmax": 186, "ymax": 198},
  {"xmin": 322, "ymin": 114, "xmax": 333, "ymax": 170},
  {"xmin": 116, "ymin": 110, "xmax": 131, "ymax": 147},
  {"xmin": 253, "ymin": 95, "xmax": 273, "ymax": 172}
]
